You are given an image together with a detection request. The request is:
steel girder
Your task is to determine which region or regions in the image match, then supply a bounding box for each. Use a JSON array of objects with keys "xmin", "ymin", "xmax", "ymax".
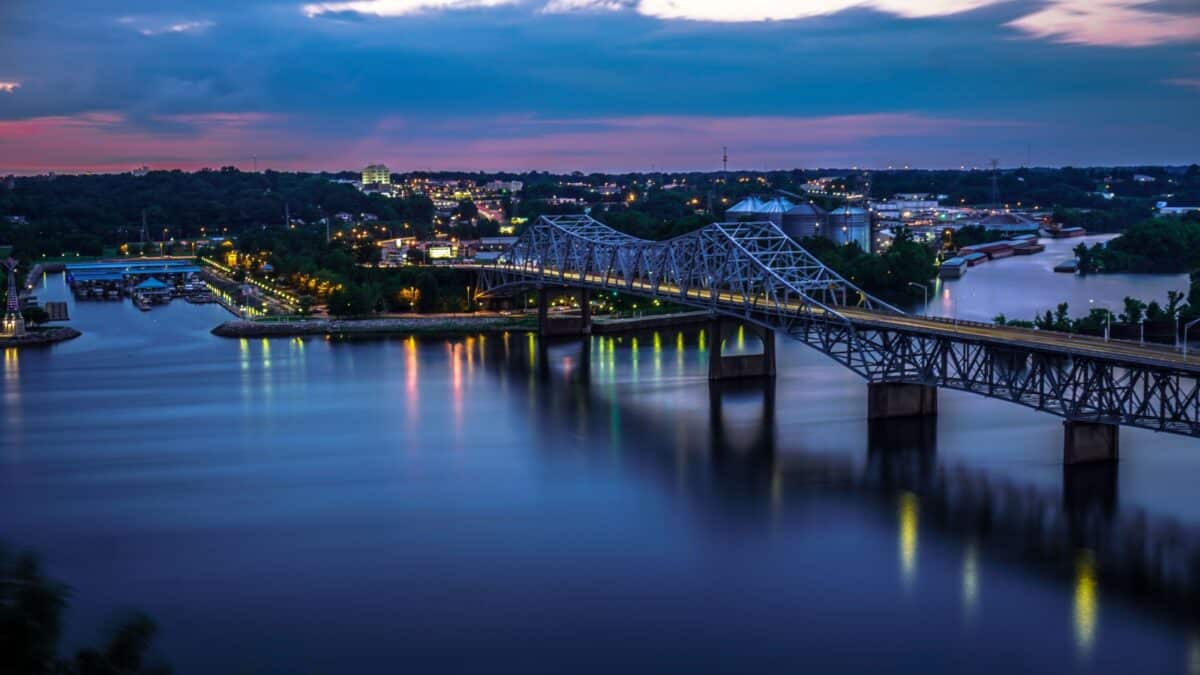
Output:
[{"xmin": 477, "ymin": 215, "xmax": 1200, "ymax": 437}]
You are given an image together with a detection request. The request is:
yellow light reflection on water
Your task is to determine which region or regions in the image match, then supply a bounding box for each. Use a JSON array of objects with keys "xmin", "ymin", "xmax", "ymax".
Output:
[
  {"xmin": 899, "ymin": 492, "xmax": 918, "ymax": 591},
  {"xmin": 630, "ymin": 337, "xmax": 638, "ymax": 381},
  {"xmin": 676, "ymin": 331, "xmax": 685, "ymax": 374},
  {"xmin": 737, "ymin": 324, "xmax": 745, "ymax": 351},
  {"xmin": 1074, "ymin": 551, "xmax": 1099, "ymax": 657}
]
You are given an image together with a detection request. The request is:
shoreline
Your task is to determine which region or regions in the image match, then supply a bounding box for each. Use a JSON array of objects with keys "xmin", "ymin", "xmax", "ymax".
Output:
[
  {"xmin": 0, "ymin": 326, "xmax": 82, "ymax": 348},
  {"xmin": 211, "ymin": 311, "xmax": 714, "ymax": 339}
]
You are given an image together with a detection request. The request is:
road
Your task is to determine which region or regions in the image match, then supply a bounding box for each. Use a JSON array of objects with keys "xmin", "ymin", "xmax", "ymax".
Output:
[{"xmin": 475, "ymin": 263, "xmax": 1200, "ymax": 374}]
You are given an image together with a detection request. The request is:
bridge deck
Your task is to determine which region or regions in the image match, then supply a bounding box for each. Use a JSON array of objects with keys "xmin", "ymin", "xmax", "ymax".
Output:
[{"xmin": 471, "ymin": 262, "xmax": 1200, "ymax": 374}]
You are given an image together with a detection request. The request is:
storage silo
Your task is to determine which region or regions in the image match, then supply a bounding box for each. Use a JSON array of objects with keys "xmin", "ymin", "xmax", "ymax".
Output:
[
  {"xmin": 724, "ymin": 197, "xmax": 765, "ymax": 221},
  {"xmin": 724, "ymin": 196, "xmax": 795, "ymax": 226},
  {"xmin": 782, "ymin": 202, "xmax": 828, "ymax": 241},
  {"xmin": 828, "ymin": 206, "xmax": 871, "ymax": 251}
]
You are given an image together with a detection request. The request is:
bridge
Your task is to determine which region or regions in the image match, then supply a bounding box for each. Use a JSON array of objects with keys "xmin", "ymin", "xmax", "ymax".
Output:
[{"xmin": 473, "ymin": 214, "xmax": 1200, "ymax": 463}]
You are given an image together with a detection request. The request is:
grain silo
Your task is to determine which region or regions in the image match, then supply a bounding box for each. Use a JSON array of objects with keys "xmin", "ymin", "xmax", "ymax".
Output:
[
  {"xmin": 782, "ymin": 202, "xmax": 828, "ymax": 241},
  {"xmin": 827, "ymin": 206, "xmax": 871, "ymax": 251}
]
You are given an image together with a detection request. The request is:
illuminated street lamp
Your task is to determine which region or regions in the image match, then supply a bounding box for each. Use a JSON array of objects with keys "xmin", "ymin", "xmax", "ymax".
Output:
[
  {"xmin": 1089, "ymin": 299, "xmax": 1112, "ymax": 342},
  {"xmin": 907, "ymin": 282, "xmax": 928, "ymax": 310}
]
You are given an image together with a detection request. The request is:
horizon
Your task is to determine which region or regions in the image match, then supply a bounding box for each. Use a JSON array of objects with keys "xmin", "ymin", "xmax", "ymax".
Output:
[{"xmin": 1, "ymin": 1, "xmax": 1198, "ymax": 173}]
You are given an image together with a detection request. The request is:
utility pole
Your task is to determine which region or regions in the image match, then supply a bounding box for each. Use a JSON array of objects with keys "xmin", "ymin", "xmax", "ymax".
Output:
[
  {"xmin": 722, "ymin": 146, "xmax": 728, "ymax": 174},
  {"xmin": 284, "ymin": 202, "xmax": 290, "ymax": 229},
  {"xmin": 140, "ymin": 209, "xmax": 148, "ymax": 244}
]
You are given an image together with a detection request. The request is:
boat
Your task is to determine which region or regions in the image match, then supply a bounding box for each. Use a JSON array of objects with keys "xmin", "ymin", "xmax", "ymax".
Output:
[
  {"xmin": 1054, "ymin": 258, "xmax": 1079, "ymax": 274},
  {"xmin": 134, "ymin": 294, "xmax": 151, "ymax": 311}
]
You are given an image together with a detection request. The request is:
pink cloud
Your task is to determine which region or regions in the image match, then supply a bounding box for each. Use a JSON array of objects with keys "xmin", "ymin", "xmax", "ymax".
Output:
[{"xmin": 0, "ymin": 111, "xmax": 1023, "ymax": 174}]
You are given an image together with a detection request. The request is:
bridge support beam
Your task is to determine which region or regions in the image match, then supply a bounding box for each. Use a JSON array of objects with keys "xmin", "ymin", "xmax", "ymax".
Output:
[
  {"xmin": 1063, "ymin": 420, "xmax": 1119, "ymax": 465},
  {"xmin": 708, "ymin": 318, "xmax": 776, "ymax": 381},
  {"xmin": 867, "ymin": 383, "xmax": 938, "ymax": 420},
  {"xmin": 537, "ymin": 287, "xmax": 591, "ymax": 337}
]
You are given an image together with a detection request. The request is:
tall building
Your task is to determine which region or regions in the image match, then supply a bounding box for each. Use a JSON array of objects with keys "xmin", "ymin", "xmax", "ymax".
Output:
[{"xmin": 362, "ymin": 164, "xmax": 391, "ymax": 186}]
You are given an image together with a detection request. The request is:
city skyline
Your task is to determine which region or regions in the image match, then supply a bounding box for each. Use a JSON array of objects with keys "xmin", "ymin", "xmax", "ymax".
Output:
[{"xmin": 1, "ymin": 0, "xmax": 1198, "ymax": 174}]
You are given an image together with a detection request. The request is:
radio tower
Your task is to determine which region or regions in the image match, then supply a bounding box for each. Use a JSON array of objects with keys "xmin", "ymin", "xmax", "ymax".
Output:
[{"xmin": 722, "ymin": 146, "xmax": 728, "ymax": 173}]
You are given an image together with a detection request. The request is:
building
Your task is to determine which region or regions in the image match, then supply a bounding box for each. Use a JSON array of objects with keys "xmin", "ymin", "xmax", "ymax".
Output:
[
  {"xmin": 827, "ymin": 207, "xmax": 871, "ymax": 251},
  {"xmin": 1157, "ymin": 203, "xmax": 1200, "ymax": 216},
  {"xmin": 724, "ymin": 196, "xmax": 795, "ymax": 226},
  {"xmin": 1, "ymin": 258, "xmax": 26, "ymax": 337},
  {"xmin": 484, "ymin": 180, "xmax": 523, "ymax": 193},
  {"xmin": 781, "ymin": 202, "xmax": 828, "ymax": 240},
  {"xmin": 978, "ymin": 212, "xmax": 1039, "ymax": 233},
  {"xmin": 362, "ymin": 164, "xmax": 391, "ymax": 186}
]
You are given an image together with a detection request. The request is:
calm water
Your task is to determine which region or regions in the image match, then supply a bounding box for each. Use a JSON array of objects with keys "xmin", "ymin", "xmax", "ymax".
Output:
[{"xmin": 3, "ymin": 259, "xmax": 1200, "ymax": 674}]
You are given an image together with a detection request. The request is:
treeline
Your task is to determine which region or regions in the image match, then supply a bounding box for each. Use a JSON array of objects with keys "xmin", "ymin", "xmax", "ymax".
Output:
[
  {"xmin": 1, "ymin": 544, "xmax": 171, "ymax": 674},
  {"xmin": 1075, "ymin": 214, "xmax": 1200, "ymax": 274},
  {"xmin": 0, "ymin": 168, "xmax": 433, "ymax": 261},
  {"xmin": 797, "ymin": 229, "xmax": 938, "ymax": 300},
  {"xmin": 994, "ymin": 281, "xmax": 1200, "ymax": 343}
]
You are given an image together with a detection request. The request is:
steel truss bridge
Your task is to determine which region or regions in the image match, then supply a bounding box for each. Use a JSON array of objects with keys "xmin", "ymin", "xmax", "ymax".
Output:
[{"xmin": 476, "ymin": 215, "xmax": 1200, "ymax": 439}]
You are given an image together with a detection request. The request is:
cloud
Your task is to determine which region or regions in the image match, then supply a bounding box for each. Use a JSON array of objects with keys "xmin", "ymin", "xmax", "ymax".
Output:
[
  {"xmin": 1165, "ymin": 77, "xmax": 1200, "ymax": 89},
  {"xmin": 1007, "ymin": 0, "xmax": 1200, "ymax": 47},
  {"xmin": 117, "ymin": 16, "xmax": 216, "ymax": 36},
  {"xmin": 629, "ymin": 0, "xmax": 1001, "ymax": 22},
  {"xmin": 0, "ymin": 82, "xmax": 19, "ymax": 94},
  {"xmin": 302, "ymin": 0, "xmax": 518, "ymax": 18}
]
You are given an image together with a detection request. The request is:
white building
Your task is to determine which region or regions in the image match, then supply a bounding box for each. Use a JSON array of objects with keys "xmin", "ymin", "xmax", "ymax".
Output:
[{"xmin": 362, "ymin": 164, "xmax": 391, "ymax": 186}]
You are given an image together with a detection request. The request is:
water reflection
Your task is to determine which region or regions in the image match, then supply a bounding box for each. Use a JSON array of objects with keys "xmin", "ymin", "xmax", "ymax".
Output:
[
  {"xmin": 484, "ymin": 329, "xmax": 1200, "ymax": 662},
  {"xmin": 899, "ymin": 492, "xmax": 919, "ymax": 592},
  {"xmin": 1075, "ymin": 551, "xmax": 1099, "ymax": 657},
  {"xmin": 963, "ymin": 540, "xmax": 980, "ymax": 619}
]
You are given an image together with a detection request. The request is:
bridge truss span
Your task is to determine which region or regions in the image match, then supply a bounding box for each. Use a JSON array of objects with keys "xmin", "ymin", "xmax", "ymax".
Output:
[{"xmin": 478, "ymin": 215, "xmax": 1200, "ymax": 439}]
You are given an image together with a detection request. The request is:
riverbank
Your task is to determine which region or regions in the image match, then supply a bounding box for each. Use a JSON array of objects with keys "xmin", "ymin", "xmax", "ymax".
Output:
[
  {"xmin": 211, "ymin": 311, "xmax": 716, "ymax": 339},
  {"xmin": 0, "ymin": 326, "xmax": 81, "ymax": 348},
  {"xmin": 212, "ymin": 316, "xmax": 537, "ymax": 338}
]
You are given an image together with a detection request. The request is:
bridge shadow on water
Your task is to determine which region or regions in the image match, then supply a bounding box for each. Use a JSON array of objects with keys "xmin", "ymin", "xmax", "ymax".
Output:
[{"xmin": 481, "ymin": 331, "xmax": 1200, "ymax": 635}]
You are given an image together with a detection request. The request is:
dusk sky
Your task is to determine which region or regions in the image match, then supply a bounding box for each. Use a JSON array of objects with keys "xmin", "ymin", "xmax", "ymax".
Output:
[{"xmin": 1, "ymin": 0, "xmax": 1198, "ymax": 174}]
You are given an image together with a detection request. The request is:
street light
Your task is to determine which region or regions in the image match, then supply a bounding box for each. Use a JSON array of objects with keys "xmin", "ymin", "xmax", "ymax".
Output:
[
  {"xmin": 907, "ymin": 282, "xmax": 928, "ymax": 310},
  {"xmin": 1139, "ymin": 317, "xmax": 1145, "ymax": 345},
  {"xmin": 1089, "ymin": 298, "xmax": 1112, "ymax": 342},
  {"xmin": 1185, "ymin": 318, "xmax": 1200, "ymax": 359}
]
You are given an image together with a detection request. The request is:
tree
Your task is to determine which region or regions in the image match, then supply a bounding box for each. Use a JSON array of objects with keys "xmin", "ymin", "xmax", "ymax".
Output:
[
  {"xmin": 0, "ymin": 545, "xmax": 170, "ymax": 675},
  {"xmin": 21, "ymin": 306, "xmax": 49, "ymax": 326},
  {"xmin": 1120, "ymin": 296, "xmax": 1146, "ymax": 324},
  {"xmin": 416, "ymin": 273, "xmax": 440, "ymax": 313}
]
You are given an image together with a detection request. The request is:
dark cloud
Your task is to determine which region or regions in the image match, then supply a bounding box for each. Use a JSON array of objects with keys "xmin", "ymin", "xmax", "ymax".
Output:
[{"xmin": 0, "ymin": 0, "xmax": 1196, "ymax": 169}]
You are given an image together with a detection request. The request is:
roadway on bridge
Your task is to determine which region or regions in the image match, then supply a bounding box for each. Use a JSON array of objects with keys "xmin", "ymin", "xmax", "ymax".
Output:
[{"xmin": 482, "ymin": 264, "xmax": 1200, "ymax": 374}]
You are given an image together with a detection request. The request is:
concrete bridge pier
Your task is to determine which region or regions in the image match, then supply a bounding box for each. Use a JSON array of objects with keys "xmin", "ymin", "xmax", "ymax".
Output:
[
  {"xmin": 537, "ymin": 286, "xmax": 591, "ymax": 337},
  {"xmin": 1063, "ymin": 420, "xmax": 1119, "ymax": 464},
  {"xmin": 867, "ymin": 382, "xmax": 938, "ymax": 419},
  {"xmin": 708, "ymin": 317, "xmax": 776, "ymax": 380}
]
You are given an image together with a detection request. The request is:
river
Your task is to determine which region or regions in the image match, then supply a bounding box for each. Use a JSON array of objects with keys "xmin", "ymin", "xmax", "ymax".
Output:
[{"xmin": 2, "ymin": 250, "xmax": 1199, "ymax": 674}]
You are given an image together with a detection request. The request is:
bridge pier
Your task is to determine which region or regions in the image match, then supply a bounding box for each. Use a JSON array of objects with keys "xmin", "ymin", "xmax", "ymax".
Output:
[
  {"xmin": 707, "ymin": 317, "xmax": 776, "ymax": 380},
  {"xmin": 1063, "ymin": 420, "xmax": 1119, "ymax": 465},
  {"xmin": 867, "ymin": 382, "xmax": 938, "ymax": 420},
  {"xmin": 537, "ymin": 287, "xmax": 591, "ymax": 337}
]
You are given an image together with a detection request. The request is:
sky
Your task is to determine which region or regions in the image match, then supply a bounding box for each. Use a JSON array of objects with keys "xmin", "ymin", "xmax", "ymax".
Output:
[{"xmin": 0, "ymin": 0, "xmax": 1197, "ymax": 174}]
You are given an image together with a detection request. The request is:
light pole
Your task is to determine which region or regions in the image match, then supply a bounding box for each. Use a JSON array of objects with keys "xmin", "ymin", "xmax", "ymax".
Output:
[
  {"xmin": 1176, "ymin": 312, "xmax": 1182, "ymax": 350},
  {"xmin": 1185, "ymin": 318, "xmax": 1200, "ymax": 358},
  {"xmin": 1089, "ymin": 299, "xmax": 1112, "ymax": 342},
  {"xmin": 908, "ymin": 282, "xmax": 928, "ymax": 310},
  {"xmin": 1139, "ymin": 317, "xmax": 1145, "ymax": 345}
]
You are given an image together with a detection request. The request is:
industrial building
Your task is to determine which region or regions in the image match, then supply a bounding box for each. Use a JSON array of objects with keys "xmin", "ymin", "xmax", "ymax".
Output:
[
  {"xmin": 726, "ymin": 196, "xmax": 872, "ymax": 252},
  {"xmin": 827, "ymin": 206, "xmax": 871, "ymax": 251}
]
